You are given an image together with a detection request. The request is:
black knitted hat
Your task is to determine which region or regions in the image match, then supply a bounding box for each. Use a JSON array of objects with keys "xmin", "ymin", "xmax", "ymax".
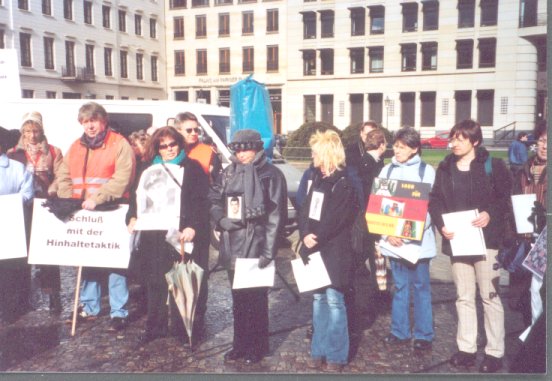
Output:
[
  {"xmin": 0, "ymin": 126, "xmax": 21, "ymax": 152},
  {"xmin": 228, "ymin": 129, "xmax": 264, "ymax": 152}
]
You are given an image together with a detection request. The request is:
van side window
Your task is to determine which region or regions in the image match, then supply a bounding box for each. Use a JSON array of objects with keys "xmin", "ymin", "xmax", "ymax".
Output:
[{"xmin": 108, "ymin": 113, "xmax": 153, "ymax": 137}]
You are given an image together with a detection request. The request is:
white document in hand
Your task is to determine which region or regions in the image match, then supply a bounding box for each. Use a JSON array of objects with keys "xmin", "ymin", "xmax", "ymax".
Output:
[
  {"xmin": 379, "ymin": 240, "xmax": 421, "ymax": 264},
  {"xmin": 232, "ymin": 258, "xmax": 275, "ymax": 289},
  {"xmin": 511, "ymin": 194, "xmax": 537, "ymax": 234},
  {"xmin": 442, "ymin": 209, "xmax": 487, "ymax": 256},
  {"xmin": 291, "ymin": 252, "xmax": 331, "ymax": 293}
]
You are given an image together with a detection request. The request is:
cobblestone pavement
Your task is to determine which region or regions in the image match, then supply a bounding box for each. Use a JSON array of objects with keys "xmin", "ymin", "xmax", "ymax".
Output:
[{"xmin": 0, "ymin": 233, "xmax": 529, "ymax": 375}]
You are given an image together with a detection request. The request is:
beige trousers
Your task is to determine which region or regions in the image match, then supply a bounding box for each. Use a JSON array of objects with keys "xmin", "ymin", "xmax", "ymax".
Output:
[{"xmin": 451, "ymin": 249, "xmax": 505, "ymax": 358}]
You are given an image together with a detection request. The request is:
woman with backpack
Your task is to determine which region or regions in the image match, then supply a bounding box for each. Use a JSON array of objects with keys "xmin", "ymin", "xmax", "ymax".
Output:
[
  {"xmin": 377, "ymin": 127, "xmax": 436, "ymax": 351},
  {"xmin": 428, "ymin": 120, "xmax": 512, "ymax": 373}
]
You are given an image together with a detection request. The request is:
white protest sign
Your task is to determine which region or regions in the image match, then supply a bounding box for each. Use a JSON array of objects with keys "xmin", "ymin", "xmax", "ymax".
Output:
[
  {"xmin": 0, "ymin": 49, "xmax": 22, "ymax": 100},
  {"xmin": 0, "ymin": 193, "xmax": 27, "ymax": 260},
  {"xmin": 133, "ymin": 163, "xmax": 182, "ymax": 231},
  {"xmin": 28, "ymin": 199, "xmax": 131, "ymax": 268}
]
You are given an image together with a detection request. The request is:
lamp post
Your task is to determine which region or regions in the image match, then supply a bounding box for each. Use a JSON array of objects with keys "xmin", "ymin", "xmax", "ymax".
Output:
[{"xmin": 384, "ymin": 96, "xmax": 390, "ymax": 129}]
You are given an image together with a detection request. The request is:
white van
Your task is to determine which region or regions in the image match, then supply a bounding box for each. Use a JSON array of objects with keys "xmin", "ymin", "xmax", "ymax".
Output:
[{"xmin": 0, "ymin": 99, "xmax": 300, "ymax": 239}]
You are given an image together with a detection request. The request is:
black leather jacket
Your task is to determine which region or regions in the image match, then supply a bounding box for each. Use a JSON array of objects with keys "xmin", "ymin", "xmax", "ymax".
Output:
[{"xmin": 209, "ymin": 151, "xmax": 287, "ymax": 269}]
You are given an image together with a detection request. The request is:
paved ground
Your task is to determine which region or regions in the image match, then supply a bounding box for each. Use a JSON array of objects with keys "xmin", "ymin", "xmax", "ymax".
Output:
[{"xmin": 0, "ymin": 232, "xmax": 533, "ymax": 377}]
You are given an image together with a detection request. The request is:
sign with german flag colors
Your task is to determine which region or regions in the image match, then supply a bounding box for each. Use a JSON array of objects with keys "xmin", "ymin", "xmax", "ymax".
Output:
[{"xmin": 365, "ymin": 177, "xmax": 431, "ymax": 241}]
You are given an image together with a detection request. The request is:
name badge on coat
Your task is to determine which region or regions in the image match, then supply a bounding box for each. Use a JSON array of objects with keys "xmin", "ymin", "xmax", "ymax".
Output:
[{"xmin": 309, "ymin": 191, "xmax": 324, "ymax": 221}]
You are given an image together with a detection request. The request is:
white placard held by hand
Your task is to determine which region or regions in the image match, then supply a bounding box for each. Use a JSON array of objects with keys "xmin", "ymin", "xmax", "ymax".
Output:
[
  {"xmin": 232, "ymin": 258, "xmax": 275, "ymax": 289},
  {"xmin": 511, "ymin": 194, "xmax": 537, "ymax": 234},
  {"xmin": 0, "ymin": 193, "xmax": 27, "ymax": 260},
  {"xmin": 291, "ymin": 252, "xmax": 331, "ymax": 293},
  {"xmin": 442, "ymin": 209, "xmax": 487, "ymax": 256}
]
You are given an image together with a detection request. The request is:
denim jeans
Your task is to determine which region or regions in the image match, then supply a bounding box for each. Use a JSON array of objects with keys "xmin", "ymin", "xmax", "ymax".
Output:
[
  {"xmin": 311, "ymin": 287, "xmax": 349, "ymax": 364},
  {"xmin": 80, "ymin": 272, "xmax": 129, "ymax": 318},
  {"xmin": 389, "ymin": 258, "xmax": 434, "ymax": 341}
]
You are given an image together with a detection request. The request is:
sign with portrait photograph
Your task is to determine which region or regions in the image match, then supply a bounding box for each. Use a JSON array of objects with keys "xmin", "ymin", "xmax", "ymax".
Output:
[
  {"xmin": 133, "ymin": 163, "xmax": 183, "ymax": 231},
  {"xmin": 226, "ymin": 195, "xmax": 244, "ymax": 221},
  {"xmin": 28, "ymin": 199, "xmax": 131, "ymax": 268},
  {"xmin": 365, "ymin": 177, "xmax": 431, "ymax": 241}
]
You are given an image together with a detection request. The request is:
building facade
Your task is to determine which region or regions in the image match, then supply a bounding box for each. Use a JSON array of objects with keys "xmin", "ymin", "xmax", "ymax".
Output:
[
  {"xmin": 0, "ymin": 0, "xmax": 166, "ymax": 100},
  {"xmin": 166, "ymin": 0, "xmax": 547, "ymax": 138},
  {"xmin": 2, "ymin": 1, "xmax": 546, "ymax": 137}
]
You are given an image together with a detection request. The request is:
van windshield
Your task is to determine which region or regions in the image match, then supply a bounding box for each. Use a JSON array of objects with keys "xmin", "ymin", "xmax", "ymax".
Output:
[{"xmin": 202, "ymin": 114, "xmax": 229, "ymax": 145}]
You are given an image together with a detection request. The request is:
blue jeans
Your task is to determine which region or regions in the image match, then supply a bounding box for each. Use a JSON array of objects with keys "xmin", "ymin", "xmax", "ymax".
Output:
[
  {"xmin": 80, "ymin": 272, "xmax": 129, "ymax": 318},
  {"xmin": 311, "ymin": 287, "xmax": 349, "ymax": 364},
  {"xmin": 389, "ymin": 258, "xmax": 434, "ymax": 341}
]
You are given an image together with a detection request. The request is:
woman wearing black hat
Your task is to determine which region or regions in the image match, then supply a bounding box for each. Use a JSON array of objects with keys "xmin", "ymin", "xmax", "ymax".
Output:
[
  {"xmin": 0, "ymin": 126, "xmax": 34, "ymax": 323},
  {"xmin": 209, "ymin": 129, "xmax": 287, "ymax": 364}
]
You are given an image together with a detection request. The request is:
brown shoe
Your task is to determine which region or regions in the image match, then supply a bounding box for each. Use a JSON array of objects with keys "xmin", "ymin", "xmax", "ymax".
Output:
[
  {"xmin": 306, "ymin": 357, "xmax": 323, "ymax": 369},
  {"xmin": 325, "ymin": 363, "xmax": 344, "ymax": 372}
]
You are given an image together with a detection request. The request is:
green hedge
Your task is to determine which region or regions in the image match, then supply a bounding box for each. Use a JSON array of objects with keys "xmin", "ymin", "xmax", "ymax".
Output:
[
  {"xmin": 283, "ymin": 121, "xmax": 341, "ymax": 160},
  {"xmin": 283, "ymin": 121, "xmax": 394, "ymax": 160}
]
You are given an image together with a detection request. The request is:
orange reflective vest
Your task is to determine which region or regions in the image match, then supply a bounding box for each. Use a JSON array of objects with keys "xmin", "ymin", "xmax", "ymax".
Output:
[
  {"xmin": 67, "ymin": 130, "xmax": 127, "ymax": 200},
  {"xmin": 187, "ymin": 143, "xmax": 214, "ymax": 175}
]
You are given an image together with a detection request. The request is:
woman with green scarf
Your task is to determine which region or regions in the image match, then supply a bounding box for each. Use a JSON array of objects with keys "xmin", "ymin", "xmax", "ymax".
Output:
[{"xmin": 126, "ymin": 126, "xmax": 209, "ymax": 345}]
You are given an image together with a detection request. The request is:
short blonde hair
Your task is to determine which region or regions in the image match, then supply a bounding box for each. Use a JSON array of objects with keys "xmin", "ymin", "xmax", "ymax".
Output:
[{"xmin": 309, "ymin": 130, "xmax": 345, "ymax": 174}]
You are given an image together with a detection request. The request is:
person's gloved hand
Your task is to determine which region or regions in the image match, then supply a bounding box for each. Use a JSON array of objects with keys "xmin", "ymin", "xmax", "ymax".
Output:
[
  {"xmin": 299, "ymin": 244, "xmax": 310, "ymax": 265},
  {"xmin": 258, "ymin": 256, "xmax": 272, "ymax": 269},
  {"xmin": 218, "ymin": 218, "xmax": 243, "ymax": 232}
]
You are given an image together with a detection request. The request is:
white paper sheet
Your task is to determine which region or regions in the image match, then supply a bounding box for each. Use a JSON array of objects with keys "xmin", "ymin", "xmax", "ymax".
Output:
[
  {"xmin": 442, "ymin": 209, "xmax": 487, "ymax": 256},
  {"xmin": 379, "ymin": 240, "xmax": 421, "ymax": 264},
  {"xmin": 0, "ymin": 193, "xmax": 27, "ymax": 260},
  {"xmin": 232, "ymin": 258, "xmax": 275, "ymax": 289},
  {"xmin": 511, "ymin": 194, "xmax": 537, "ymax": 234},
  {"xmin": 291, "ymin": 252, "xmax": 331, "ymax": 293}
]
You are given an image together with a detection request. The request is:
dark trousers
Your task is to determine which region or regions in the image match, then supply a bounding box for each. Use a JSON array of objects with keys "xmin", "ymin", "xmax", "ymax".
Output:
[
  {"xmin": 36, "ymin": 265, "xmax": 61, "ymax": 292},
  {"xmin": 193, "ymin": 238, "xmax": 209, "ymax": 323},
  {"xmin": 0, "ymin": 258, "xmax": 31, "ymax": 322},
  {"xmin": 146, "ymin": 279, "xmax": 168, "ymax": 336},
  {"xmin": 228, "ymin": 271, "xmax": 269, "ymax": 355}
]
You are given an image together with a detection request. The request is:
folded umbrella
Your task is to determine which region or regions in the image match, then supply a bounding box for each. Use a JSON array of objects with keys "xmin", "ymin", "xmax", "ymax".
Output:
[{"xmin": 165, "ymin": 242, "xmax": 204, "ymax": 348}]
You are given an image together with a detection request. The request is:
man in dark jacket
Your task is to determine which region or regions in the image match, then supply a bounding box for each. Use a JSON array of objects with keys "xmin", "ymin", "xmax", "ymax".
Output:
[
  {"xmin": 346, "ymin": 121, "xmax": 378, "ymax": 207},
  {"xmin": 428, "ymin": 119, "xmax": 512, "ymax": 373},
  {"xmin": 209, "ymin": 129, "xmax": 287, "ymax": 365},
  {"xmin": 347, "ymin": 125, "xmax": 388, "ymax": 314}
]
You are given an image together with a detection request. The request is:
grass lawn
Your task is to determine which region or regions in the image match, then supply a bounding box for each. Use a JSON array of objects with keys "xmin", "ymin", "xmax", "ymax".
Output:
[
  {"xmin": 416, "ymin": 149, "xmax": 508, "ymax": 168},
  {"xmin": 290, "ymin": 148, "xmax": 509, "ymax": 171}
]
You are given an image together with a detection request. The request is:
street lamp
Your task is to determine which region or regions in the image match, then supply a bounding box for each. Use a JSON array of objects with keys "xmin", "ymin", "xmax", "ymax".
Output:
[{"xmin": 384, "ymin": 96, "xmax": 390, "ymax": 129}]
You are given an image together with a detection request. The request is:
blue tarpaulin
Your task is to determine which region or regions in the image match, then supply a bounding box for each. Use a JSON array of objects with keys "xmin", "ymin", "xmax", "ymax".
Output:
[{"xmin": 230, "ymin": 75, "xmax": 274, "ymax": 157}]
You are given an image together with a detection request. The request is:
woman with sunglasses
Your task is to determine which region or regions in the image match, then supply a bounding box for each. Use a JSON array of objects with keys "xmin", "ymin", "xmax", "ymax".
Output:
[{"xmin": 126, "ymin": 126, "xmax": 209, "ymax": 345}]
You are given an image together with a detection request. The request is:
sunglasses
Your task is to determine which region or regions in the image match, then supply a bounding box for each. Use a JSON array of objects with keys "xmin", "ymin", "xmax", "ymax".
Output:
[
  {"xmin": 158, "ymin": 141, "xmax": 178, "ymax": 150},
  {"xmin": 185, "ymin": 128, "xmax": 200, "ymax": 134}
]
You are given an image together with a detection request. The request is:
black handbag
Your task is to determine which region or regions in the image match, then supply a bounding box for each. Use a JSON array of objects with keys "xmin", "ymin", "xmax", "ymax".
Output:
[{"xmin": 495, "ymin": 239, "xmax": 529, "ymax": 273}]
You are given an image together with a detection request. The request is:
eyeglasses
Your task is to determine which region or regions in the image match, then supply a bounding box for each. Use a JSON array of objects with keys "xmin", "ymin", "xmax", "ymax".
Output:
[
  {"xmin": 185, "ymin": 128, "xmax": 200, "ymax": 134},
  {"xmin": 158, "ymin": 141, "xmax": 178, "ymax": 150}
]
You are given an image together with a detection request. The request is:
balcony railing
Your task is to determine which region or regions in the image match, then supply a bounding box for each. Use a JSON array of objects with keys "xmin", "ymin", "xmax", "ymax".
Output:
[{"xmin": 61, "ymin": 66, "xmax": 95, "ymax": 82}]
